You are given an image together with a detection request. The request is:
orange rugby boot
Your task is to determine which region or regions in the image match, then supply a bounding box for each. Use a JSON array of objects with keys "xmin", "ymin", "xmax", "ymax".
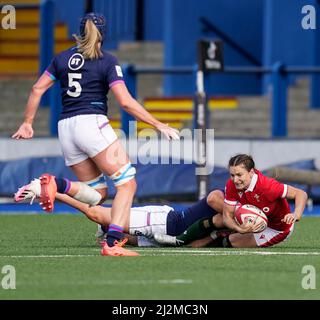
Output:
[
  {"xmin": 39, "ymin": 173, "xmax": 57, "ymax": 213},
  {"xmin": 101, "ymin": 238, "xmax": 140, "ymax": 257}
]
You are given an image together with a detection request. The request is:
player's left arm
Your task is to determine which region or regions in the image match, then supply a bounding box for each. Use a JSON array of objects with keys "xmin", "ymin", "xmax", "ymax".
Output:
[{"xmin": 283, "ymin": 185, "xmax": 308, "ymax": 223}]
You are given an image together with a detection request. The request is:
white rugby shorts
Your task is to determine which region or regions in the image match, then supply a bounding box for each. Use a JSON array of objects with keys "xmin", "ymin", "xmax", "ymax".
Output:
[
  {"xmin": 129, "ymin": 205, "xmax": 174, "ymax": 238},
  {"xmin": 136, "ymin": 236, "xmax": 161, "ymax": 247},
  {"xmin": 58, "ymin": 114, "xmax": 118, "ymax": 166}
]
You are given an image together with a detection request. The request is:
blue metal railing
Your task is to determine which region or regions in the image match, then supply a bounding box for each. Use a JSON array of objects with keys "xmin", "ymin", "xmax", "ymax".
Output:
[
  {"xmin": 47, "ymin": 62, "xmax": 320, "ymax": 137},
  {"xmin": 121, "ymin": 64, "xmax": 320, "ymax": 138},
  {"xmin": 39, "ymin": 2, "xmax": 320, "ymax": 138}
]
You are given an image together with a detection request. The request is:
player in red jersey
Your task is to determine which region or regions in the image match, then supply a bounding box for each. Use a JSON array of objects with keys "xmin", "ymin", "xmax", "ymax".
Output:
[
  {"xmin": 222, "ymin": 154, "xmax": 308, "ymax": 248},
  {"xmin": 112, "ymin": 153, "xmax": 308, "ymax": 249}
]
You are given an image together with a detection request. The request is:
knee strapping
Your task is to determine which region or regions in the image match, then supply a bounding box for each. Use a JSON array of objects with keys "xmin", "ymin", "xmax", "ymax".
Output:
[
  {"xmin": 109, "ymin": 162, "xmax": 136, "ymax": 186},
  {"xmin": 84, "ymin": 174, "xmax": 107, "ymax": 190},
  {"xmin": 74, "ymin": 175, "xmax": 106, "ymax": 206}
]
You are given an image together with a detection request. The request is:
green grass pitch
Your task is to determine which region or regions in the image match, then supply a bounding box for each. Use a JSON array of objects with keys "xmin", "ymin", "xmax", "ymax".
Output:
[{"xmin": 0, "ymin": 213, "xmax": 320, "ymax": 300}]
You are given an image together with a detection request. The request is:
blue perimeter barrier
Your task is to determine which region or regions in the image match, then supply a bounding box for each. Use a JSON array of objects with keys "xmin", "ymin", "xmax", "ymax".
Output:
[
  {"xmin": 0, "ymin": 156, "xmax": 319, "ymax": 203},
  {"xmin": 1, "ymin": 203, "xmax": 320, "ymax": 217},
  {"xmin": 1, "ymin": 157, "xmax": 320, "ymax": 199}
]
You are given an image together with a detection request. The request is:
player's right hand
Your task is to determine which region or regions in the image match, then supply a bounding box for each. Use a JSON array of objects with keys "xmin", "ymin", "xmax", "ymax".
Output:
[
  {"xmin": 12, "ymin": 122, "xmax": 34, "ymax": 139},
  {"xmin": 252, "ymin": 220, "xmax": 266, "ymax": 232},
  {"xmin": 237, "ymin": 221, "xmax": 256, "ymax": 234},
  {"xmin": 281, "ymin": 213, "xmax": 296, "ymax": 224},
  {"xmin": 156, "ymin": 123, "xmax": 180, "ymax": 140}
]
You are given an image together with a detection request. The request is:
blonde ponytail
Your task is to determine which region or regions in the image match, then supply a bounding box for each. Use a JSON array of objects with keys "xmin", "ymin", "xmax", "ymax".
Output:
[{"xmin": 73, "ymin": 20, "xmax": 103, "ymax": 60}]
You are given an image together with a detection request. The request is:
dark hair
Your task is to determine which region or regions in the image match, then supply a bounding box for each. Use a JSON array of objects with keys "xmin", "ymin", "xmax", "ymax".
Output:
[{"xmin": 228, "ymin": 154, "xmax": 255, "ymax": 171}]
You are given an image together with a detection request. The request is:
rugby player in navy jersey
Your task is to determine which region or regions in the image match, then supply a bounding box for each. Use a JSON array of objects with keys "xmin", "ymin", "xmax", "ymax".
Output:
[
  {"xmin": 14, "ymin": 179, "xmax": 226, "ymax": 248},
  {"xmin": 12, "ymin": 13, "xmax": 179, "ymax": 256}
]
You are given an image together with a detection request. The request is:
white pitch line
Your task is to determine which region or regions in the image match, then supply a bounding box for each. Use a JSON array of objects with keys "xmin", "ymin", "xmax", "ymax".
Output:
[
  {"xmin": 137, "ymin": 249, "xmax": 320, "ymax": 255},
  {"xmin": 1, "ymin": 250, "xmax": 320, "ymax": 258},
  {"xmin": 19, "ymin": 279, "xmax": 193, "ymax": 286},
  {"xmin": 99, "ymin": 279, "xmax": 193, "ymax": 285},
  {"xmin": 0, "ymin": 254, "xmax": 97, "ymax": 258}
]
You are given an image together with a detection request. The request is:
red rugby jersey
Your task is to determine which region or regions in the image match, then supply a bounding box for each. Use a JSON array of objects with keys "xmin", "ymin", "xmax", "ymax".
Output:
[{"xmin": 224, "ymin": 169, "xmax": 292, "ymax": 231}]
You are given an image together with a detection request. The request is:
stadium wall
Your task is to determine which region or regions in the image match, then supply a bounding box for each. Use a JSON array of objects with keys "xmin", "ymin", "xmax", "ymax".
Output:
[
  {"xmin": 143, "ymin": 0, "xmax": 163, "ymax": 40},
  {"xmin": 262, "ymin": 0, "xmax": 320, "ymax": 90},
  {"xmin": 163, "ymin": 0, "xmax": 263, "ymax": 96},
  {"xmin": 263, "ymin": 0, "xmax": 317, "ymax": 67},
  {"xmin": 51, "ymin": 0, "xmax": 137, "ymax": 48},
  {"xmin": 1, "ymin": 138, "xmax": 320, "ymax": 171},
  {"xmin": 52, "ymin": 0, "xmax": 85, "ymax": 37}
]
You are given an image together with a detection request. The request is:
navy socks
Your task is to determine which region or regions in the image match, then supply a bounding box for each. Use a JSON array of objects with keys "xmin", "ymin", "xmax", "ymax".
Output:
[
  {"xmin": 54, "ymin": 178, "xmax": 70, "ymax": 194},
  {"xmin": 106, "ymin": 224, "xmax": 124, "ymax": 247}
]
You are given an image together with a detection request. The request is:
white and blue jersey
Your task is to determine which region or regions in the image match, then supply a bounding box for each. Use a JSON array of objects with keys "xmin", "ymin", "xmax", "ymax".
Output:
[{"xmin": 46, "ymin": 47, "xmax": 124, "ymax": 120}]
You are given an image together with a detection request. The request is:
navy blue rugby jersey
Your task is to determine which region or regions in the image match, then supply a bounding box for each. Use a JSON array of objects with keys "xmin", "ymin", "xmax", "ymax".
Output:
[{"xmin": 46, "ymin": 46, "xmax": 124, "ymax": 120}]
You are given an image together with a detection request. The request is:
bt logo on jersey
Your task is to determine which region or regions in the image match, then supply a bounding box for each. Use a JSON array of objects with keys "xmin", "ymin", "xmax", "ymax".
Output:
[
  {"xmin": 1, "ymin": 5, "xmax": 16, "ymax": 29},
  {"xmin": 72, "ymin": 58, "xmax": 81, "ymax": 65},
  {"xmin": 68, "ymin": 53, "xmax": 85, "ymax": 71}
]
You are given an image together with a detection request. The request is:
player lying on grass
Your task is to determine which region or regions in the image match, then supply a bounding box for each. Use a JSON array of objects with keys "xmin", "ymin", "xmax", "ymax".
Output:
[
  {"xmin": 15, "ymin": 179, "xmax": 227, "ymax": 248},
  {"xmin": 156, "ymin": 154, "xmax": 308, "ymax": 248},
  {"xmin": 15, "ymin": 152, "xmax": 307, "ymax": 249}
]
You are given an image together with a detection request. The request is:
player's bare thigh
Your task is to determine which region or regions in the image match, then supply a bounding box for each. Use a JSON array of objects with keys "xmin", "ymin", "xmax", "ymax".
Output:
[
  {"xmin": 212, "ymin": 213, "xmax": 224, "ymax": 228},
  {"xmin": 70, "ymin": 158, "xmax": 107, "ymax": 200},
  {"xmin": 84, "ymin": 204, "xmax": 130, "ymax": 230},
  {"xmin": 92, "ymin": 139, "xmax": 131, "ymax": 175},
  {"xmin": 229, "ymin": 233, "xmax": 258, "ymax": 248},
  {"xmin": 92, "ymin": 139, "xmax": 136, "ymax": 227},
  {"xmin": 70, "ymin": 157, "xmax": 102, "ymax": 180},
  {"xmin": 207, "ymin": 189, "xmax": 224, "ymax": 212},
  {"xmin": 92, "ymin": 138, "xmax": 137, "ymax": 201},
  {"xmin": 55, "ymin": 193, "xmax": 114, "ymax": 226},
  {"xmin": 88, "ymin": 205, "xmax": 129, "ymax": 228}
]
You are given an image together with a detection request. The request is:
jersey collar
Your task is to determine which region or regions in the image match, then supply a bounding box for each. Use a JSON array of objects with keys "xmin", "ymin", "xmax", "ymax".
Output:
[{"xmin": 245, "ymin": 173, "xmax": 258, "ymax": 192}]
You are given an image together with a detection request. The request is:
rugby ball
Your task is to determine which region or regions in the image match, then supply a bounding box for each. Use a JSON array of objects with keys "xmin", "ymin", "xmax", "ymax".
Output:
[{"xmin": 234, "ymin": 204, "xmax": 268, "ymax": 233}]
